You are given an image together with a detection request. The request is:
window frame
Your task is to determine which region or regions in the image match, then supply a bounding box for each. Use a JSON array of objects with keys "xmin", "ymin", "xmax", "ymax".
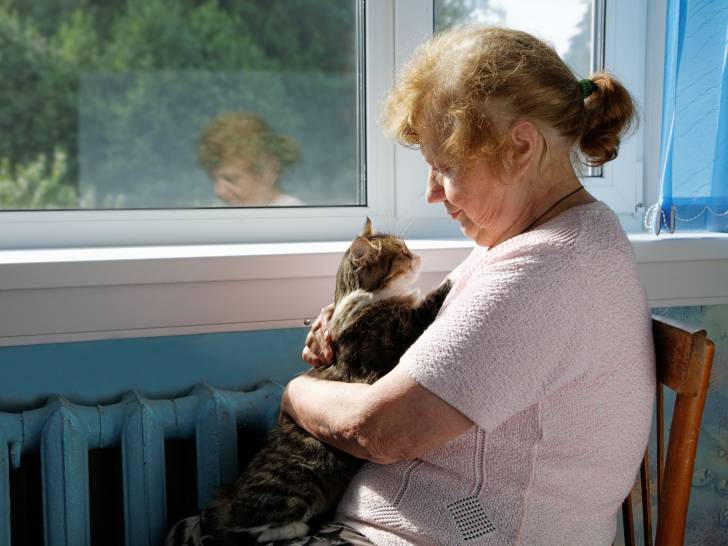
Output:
[
  {"xmin": 0, "ymin": 0, "xmax": 645, "ymax": 248},
  {"xmin": 4, "ymin": 0, "xmax": 726, "ymax": 349}
]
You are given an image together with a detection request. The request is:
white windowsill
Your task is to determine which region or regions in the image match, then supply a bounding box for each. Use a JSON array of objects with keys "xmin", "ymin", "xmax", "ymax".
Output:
[{"xmin": 1, "ymin": 234, "xmax": 727, "ymax": 347}]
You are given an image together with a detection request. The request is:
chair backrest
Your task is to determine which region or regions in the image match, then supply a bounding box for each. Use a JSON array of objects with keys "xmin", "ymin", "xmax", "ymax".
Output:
[{"xmin": 621, "ymin": 315, "xmax": 715, "ymax": 546}]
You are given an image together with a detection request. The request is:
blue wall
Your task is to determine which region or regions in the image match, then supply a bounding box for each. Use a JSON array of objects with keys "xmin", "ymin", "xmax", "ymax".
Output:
[
  {"xmin": 3, "ymin": 306, "xmax": 727, "ymax": 543},
  {"xmin": 0, "ymin": 328, "xmax": 308, "ymax": 411}
]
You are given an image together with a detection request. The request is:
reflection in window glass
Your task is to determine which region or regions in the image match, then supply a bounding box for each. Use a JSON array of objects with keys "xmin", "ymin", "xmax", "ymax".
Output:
[
  {"xmin": 434, "ymin": 0, "xmax": 594, "ymax": 79},
  {"xmin": 0, "ymin": 0, "xmax": 364, "ymax": 209}
]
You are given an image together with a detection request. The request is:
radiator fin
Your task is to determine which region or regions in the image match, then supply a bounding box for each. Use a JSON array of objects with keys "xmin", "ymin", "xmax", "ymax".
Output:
[
  {"xmin": 195, "ymin": 387, "xmax": 238, "ymax": 509},
  {"xmin": 122, "ymin": 397, "xmax": 167, "ymax": 546},
  {"xmin": 41, "ymin": 402, "xmax": 91, "ymax": 546},
  {"xmin": 0, "ymin": 428, "xmax": 10, "ymax": 546}
]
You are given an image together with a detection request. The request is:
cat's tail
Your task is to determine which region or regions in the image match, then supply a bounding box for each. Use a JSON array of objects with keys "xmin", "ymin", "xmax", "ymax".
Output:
[{"xmin": 199, "ymin": 486, "xmax": 233, "ymax": 535}]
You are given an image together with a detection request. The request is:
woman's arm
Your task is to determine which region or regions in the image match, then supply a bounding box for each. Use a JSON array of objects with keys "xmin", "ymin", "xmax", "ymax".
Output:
[{"xmin": 281, "ymin": 364, "xmax": 473, "ymax": 464}]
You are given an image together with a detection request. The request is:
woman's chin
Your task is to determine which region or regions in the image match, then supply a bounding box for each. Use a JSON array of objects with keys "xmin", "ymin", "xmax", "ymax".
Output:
[
  {"xmin": 458, "ymin": 218, "xmax": 477, "ymax": 239},
  {"xmin": 460, "ymin": 222, "xmax": 490, "ymax": 247}
]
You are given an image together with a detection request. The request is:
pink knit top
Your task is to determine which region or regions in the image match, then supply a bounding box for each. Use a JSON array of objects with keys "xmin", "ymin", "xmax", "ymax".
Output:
[{"xmin": 337, "ymin": 202, "xmax": 655, "ymax": 545}]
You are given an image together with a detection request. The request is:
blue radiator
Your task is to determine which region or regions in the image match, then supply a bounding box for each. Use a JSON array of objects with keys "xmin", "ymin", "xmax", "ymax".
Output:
[{"xmin": 0, "ymin": 381, "xmax": 283, "ymax": 546}]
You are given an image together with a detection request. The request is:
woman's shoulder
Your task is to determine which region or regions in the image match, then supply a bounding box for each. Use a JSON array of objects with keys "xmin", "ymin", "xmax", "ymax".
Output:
[
  {"xmin": 488, "ymin": 201, "xmax": 629, "ymax": 264},
  {"xmin": 460, "ymin": 201, "xmax": 639, "ymax": 306},
  {"xmin": 269, "ymin": 193, "xmax": 305, "ymax": 206}
]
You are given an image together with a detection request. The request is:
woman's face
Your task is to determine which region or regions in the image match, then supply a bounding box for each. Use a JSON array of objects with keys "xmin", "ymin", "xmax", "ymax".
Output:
[
  {"xmin": 422, "ymin": 148, "xmax": 521, "ymax": 247},
  {"xmin": 421, "ymin": 119, "xmax": 545, "ymax": 247},
  {"xmin": 212, "ymin": 158, "xmax": 280, "ymax": 205}
]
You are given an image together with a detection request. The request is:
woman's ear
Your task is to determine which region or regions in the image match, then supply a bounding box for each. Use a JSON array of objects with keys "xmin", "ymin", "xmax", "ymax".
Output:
[
  {"xmin": 508, "ymin": 120, "xmax": 539, "ymax": 178},
  {"xmin": 261, "ymin": 157, "xmax": 282, "ymax": 186}
]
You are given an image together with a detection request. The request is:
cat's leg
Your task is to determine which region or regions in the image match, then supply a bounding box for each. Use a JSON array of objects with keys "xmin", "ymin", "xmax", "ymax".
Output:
[
  {"xmin": 255, "ymin": 521, "xmax": 309, "ymax": 542},
  {"xmin": 414, "ymin": 278, "xmax": 452, "ymax": 323}
]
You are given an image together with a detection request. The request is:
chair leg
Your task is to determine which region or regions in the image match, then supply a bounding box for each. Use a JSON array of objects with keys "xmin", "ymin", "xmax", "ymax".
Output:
[
  {"xmin": 622, "ymin": 493, "xmax": 636, "ymax": 546},
  {"xmin": 640, "ymin": 453, "xmax": 653, "ymax": 546}
]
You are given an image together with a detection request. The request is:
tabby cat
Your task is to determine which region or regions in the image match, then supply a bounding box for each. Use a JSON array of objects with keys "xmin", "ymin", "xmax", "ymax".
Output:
[{"xmin": 202, "ymin": 218, "xmax": 451, "ymax": 544}]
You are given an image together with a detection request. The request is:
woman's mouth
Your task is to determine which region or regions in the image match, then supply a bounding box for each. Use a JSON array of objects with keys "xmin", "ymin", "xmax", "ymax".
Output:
[{"xmin": 448, "ymin": 209, "xmax": 461, "ymax": 220}]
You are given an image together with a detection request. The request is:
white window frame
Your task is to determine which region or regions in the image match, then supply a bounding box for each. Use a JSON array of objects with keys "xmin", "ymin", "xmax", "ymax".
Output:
[
  {"xmin": 0, "ymin": 0, "xmax": 644, "ymax": 249},
  {"xmin": 1, "ymin": 0, "xmax": 727, "ymax": 348},
  {"xmin": 0, "ymin": 1, "xmax": 394, "ymax": 249},
  {"xmin": 584, "ymin": 0, "xmax": 646, "ymax": 214}
]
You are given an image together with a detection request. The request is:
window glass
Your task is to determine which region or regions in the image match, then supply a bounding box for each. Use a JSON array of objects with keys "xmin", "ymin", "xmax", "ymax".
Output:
[
  {"xmin": 0, "ymin": 0, "xmax": 364, "ymax": 210},
  {"xmin": 434, "ymin": 0, "xmax": 595, "ymax": 83}
]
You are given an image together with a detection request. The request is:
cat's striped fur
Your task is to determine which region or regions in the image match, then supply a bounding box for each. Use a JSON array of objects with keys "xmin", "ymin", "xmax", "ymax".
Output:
[{"xmin": 199, "ymin": 219, "xmax": 451, "ymax": 544}]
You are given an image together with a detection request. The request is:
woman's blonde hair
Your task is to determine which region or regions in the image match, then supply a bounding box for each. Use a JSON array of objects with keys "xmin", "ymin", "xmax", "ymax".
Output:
[
  {"xmin": 381, "ymin": 26, "xmax": 636, "ymax": 172},
  {"xmin": 198, "ymin": 112, "xmax": 299, "ymax": 174}
]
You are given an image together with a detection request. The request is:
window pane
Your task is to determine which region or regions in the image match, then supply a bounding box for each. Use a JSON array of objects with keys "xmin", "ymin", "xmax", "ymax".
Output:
[
  {"xmin": 0, "ymin": 0, "xmax": 364, "ymax": 210},
  {"xmin": 434, "ymin": 0, "xmax": 596, "ymax": 80}
]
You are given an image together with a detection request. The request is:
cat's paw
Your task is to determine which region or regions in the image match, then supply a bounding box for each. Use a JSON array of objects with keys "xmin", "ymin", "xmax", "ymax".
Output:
[{"xmin": 256, "ymin": 521, "xmax": 309, "ymax": 542}]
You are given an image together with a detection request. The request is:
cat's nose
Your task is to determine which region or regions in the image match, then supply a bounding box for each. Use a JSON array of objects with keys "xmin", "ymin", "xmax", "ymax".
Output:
[{"xmin": 412, "ymin": 254, "xmax": 422, "ymax": 271}]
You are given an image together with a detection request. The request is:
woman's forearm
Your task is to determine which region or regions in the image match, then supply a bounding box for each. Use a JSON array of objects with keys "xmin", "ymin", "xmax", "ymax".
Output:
[
  {"xmin": 283, "ymin": 366, "xmax": 474, "ymax": 465},
  {"xmin": 282, "ymin": 374, "xmax": 393, "ymax": 463}
]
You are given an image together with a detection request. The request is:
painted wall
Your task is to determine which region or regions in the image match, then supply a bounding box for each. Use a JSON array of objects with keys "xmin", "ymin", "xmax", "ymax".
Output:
[
  {"xmin": 0, "ymin": 328, "xmax": 308, "ymax": 412},
  {"xmin": 2, "ymin": 305, "xmax": 727, "ymax": 543}
]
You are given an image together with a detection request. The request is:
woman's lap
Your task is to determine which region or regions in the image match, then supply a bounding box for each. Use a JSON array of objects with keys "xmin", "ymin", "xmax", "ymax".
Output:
[{"xmin": 165, "ymin": 516, "xmax": 373, "ymax": 546}]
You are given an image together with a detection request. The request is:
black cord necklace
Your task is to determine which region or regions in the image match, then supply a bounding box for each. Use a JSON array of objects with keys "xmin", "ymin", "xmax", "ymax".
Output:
[{"xmin": 521, "ymin": 185, "xmax": 584, "ymax": 234}]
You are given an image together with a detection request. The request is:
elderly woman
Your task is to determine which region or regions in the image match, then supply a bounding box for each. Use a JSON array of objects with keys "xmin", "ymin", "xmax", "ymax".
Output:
[
  {"xmin": 169, "ymin": 25, "xmax": 654, "ymax": 546},
  {"xmin": 285, "ymin": 26, "xmax": 655, "ymax": 546}
]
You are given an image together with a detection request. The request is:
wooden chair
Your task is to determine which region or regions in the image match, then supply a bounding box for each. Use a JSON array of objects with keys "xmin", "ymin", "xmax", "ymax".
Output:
[{"xmin": 621, "ymin": 315, "xmax": 715, "ymax": 546}]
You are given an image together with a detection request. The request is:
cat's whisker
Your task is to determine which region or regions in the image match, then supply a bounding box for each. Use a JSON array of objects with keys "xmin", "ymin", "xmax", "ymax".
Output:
[{"xmin": 398, "ymin": 217, "xmax": 414, "ymax": 240}]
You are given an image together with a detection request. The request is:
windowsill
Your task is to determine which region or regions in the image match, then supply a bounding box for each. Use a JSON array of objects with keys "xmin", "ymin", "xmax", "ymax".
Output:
[{"xmin": 2, "ymin": 233, "xmax": 728, "ymax": 347}]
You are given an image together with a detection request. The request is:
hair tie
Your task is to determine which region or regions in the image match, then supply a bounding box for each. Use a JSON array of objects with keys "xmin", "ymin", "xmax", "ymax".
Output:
[{"xmin": 579, "ymin": 78, "xmax": 596, "ymax": 99}]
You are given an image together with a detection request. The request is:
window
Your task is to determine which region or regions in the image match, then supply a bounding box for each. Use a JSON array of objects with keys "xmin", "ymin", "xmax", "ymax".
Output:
[
  {"xmin": 0, "ymin": 0, "xmax": 645, "ymax": 249},
  {"xmin": 0, "ymin": 0, "xmax": 364, "ymax": 211},
  {"xmin": 4, "ymin": 1, "xmax": 723, "ymax": 349}
]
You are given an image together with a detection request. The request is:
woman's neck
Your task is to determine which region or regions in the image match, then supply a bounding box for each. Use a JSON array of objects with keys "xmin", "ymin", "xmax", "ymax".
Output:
[{"xmin": 486, "ymin": 166, "xmax": 596, "ymax": 249}]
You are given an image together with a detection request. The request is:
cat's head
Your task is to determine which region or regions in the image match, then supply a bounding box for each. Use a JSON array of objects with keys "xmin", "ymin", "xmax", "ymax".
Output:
[{"xmin": 335, "ymin": 218, "xmax": 421, "ymax": 303}]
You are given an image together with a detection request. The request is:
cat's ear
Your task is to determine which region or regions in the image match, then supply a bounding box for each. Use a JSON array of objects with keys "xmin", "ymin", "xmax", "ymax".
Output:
[
  {"xmin": 350, "ymin": 237, "xmax": 374, "ymax": 265},
  {"xmin": 360, "ymin": 217, "xmax": 375, "ymax": 237}
]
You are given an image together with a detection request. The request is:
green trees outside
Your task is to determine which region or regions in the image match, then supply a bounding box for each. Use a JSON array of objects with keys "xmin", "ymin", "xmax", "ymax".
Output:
[
  {"xmin": 434, "ymin": 0, "xmax": 592, "ymax": 79},
  {"xmin": 434, "ymin": 0, "xmax": 502, "ymax": 33},
  {"xmin": 562, "ymin": 1, "xmax": 593, "ymax": 79},
  {"xmin": 0, "ymin": 0, "xmax": 593, "ymax": 210},
  {"xmin": 0, "ymin": 0, "xmax": 359, "ymax": 208}
]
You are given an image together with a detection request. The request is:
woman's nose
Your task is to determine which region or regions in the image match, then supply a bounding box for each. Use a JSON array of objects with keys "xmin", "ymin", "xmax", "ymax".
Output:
[{"xmin": 425, "ymin": 167, "xmax": 445, "ymax": 203}]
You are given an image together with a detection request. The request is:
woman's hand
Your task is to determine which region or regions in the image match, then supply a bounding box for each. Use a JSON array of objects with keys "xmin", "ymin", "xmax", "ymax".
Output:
[{"xmin": 301, "ymin": 303, "xmax": 335, "ymax": 368}]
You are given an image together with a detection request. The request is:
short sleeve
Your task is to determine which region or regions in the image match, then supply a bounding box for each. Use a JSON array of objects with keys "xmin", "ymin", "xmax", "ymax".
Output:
[{"xmin": 403, "ymin": 244, "xmax": 589, "ymax": 432}]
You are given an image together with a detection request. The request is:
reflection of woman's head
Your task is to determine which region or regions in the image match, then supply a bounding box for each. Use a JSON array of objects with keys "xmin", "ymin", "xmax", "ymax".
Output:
[{"xmin": 198, "ymin": 112, "xmax": 299, "ymax": 205}]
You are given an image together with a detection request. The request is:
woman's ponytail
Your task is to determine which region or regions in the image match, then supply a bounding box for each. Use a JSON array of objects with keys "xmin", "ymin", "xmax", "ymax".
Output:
[{"xmin": 578, "ymin": 71, "xmax": 637, "ymax": 167}]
